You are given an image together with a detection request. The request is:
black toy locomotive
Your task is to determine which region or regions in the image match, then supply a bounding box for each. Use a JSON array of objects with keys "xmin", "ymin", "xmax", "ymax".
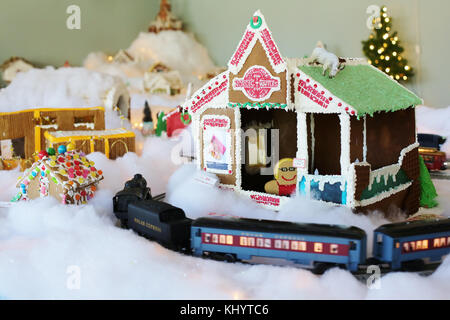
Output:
[
  {"xmin": 113, "ymin": 174, "xmax": 151, "ymax": 228},
  {"xmin": 113, "ymin": 175, "xmax": 450, "ymax": 274}
]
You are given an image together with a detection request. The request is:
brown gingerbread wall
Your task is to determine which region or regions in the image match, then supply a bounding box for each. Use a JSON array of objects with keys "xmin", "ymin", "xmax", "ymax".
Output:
[
  {"xmin": 229, "ymin": 40, "xmax": 287, "ymax": 105},
  {"xmin": 366, "ymin": 108, "xmax": 415, "ymax": 169}
]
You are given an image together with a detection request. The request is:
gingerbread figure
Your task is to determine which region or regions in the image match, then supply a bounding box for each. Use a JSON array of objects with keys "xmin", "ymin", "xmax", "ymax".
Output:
[{"xmin": 264, "ymin": 158, "xmax": 297, "ymax": 196}]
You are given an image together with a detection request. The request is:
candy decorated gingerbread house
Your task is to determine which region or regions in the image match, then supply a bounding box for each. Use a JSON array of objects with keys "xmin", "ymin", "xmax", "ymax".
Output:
[
  {"xmin": 182, "ymin": 10, "xmax": 423, "ymax": 216},
  {"xmin": 14, "ymin": 147, "xmax": 103, "ymax": 205}
]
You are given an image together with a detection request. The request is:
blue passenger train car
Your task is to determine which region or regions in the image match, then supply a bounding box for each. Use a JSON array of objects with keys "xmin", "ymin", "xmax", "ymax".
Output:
[
  {"xmin": 373, "ymin": 219, "xmax": 450, "ymax": 270},
  {"xmin": 191, "ymin": 217, "xmax": 367, "ymax": 271}
]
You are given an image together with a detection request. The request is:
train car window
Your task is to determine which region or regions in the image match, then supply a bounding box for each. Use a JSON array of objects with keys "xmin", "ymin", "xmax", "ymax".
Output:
[
  {"xmin": 274, "ymin": 240, "xmax": 282, "ymax": 249},
  {"xmin": 240, "ymin": 237, "xmax": 247, "ymax": 246},
  {"xmin": 299, "ymin": 242, "xmax": 307, "ymax": 251},
  {"xmin": 314, "ymin": 243, "xmax": 323, "ymax": 253},
  {"xmin": 377, "ymin": 234, "xmax": 383, "ymax": 243},
  {"xmin": 257, "ymin": 238, "xmax": 264, "ymax": 247},
  {"xmin": 403, "ymin": 243, "xmax": 409, "ymax": 252},
  {"xmin": 204, "ymin": 233, "xmax": 211, "ymax": 243},
  {"xmin": 248, "ymin": 237, "xmax": 255, "ymax": 247},
  {"xmin": 212, "ymin": 234, "xmax": 218, "ymax": 243},
  {"xmin": 282, "ymin": 240, "xmax": 290, "ymax": 250},
  {"xmin": 330, "ymin": 244, "xmax": 338, "ymax": 254},
  {"xmin": 291, "ymin": 241, "xmax": 298, "ymax": 250},
  {"xmin": 219, "ymin": 235, "xmax": 226, "ymax": 244},
  {"xmin": 226, "ymin": 235, "xmax": 233, "ymax": 245},
  {"xmin": 264, "ymin": 239, "xmax": 271, "ymax": 248}
]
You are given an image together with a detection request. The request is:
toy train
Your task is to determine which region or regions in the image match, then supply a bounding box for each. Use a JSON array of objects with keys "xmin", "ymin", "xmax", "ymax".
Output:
[
  {"xmin": 418, "ymin": 133, "xmax": 447, "ymax": 171},
  {"xmin": 113, "ymin": 175, "xmax": 450, "ymax": 274}
]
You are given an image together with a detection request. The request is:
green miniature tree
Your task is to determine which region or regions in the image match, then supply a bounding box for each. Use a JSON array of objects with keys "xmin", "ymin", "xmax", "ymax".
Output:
[
  {"xmin": 418, "ymin": 155, "xmax": 438, "ymax": 208},
  {"xmin": 362, "ymin": 5, "xmax": 414, "ymax": 82}
]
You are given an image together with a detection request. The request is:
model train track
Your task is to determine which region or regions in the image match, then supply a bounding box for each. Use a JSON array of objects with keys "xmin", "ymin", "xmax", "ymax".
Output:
[
  {"xmin": 152, "ymin": 193, "xmax": 166, "ymax": 201},
  {"xmin": 430, "ymin": 170, "xmax": 450, "ymax": 180}
]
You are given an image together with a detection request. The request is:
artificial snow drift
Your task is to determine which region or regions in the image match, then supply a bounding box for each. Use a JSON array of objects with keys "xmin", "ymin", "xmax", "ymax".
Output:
[
  {"xmin": 0, "ymin": 66, "xmax": 129, "ymax": 114},
  {"xmin": 0, "ymin": 106, "xmax": 449, "ymax": 299},
  {"xmin": 84, "ymin": 30, "xmax": 218, "ymax": 89}
]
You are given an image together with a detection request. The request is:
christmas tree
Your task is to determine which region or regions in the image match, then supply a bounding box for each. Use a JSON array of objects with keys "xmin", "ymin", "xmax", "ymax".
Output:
[
  {"xmin": 418, "ymin": 156, "xmax": 438, "ymax": 208},
  {"xmin": 362, "ymin": 5, "xmax": 414, "ymax": 82},
  {"xmin": 143, "ymin": 101, "xmax": 152, "ymax": 122}
]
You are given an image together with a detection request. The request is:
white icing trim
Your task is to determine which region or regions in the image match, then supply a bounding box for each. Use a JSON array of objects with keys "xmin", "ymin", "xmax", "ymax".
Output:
[
  {"xmin": 201, "ymin": 115, "xmax": 232, "ymax": 175},
  {"xmin": 239, "ymin": 189, "xmax": 290, "ymax": 210},
  {"xmin": 363, "ymin": 115, "xmax": 367, "ymax": 162},
  {"xmin": 339, "ymin": 113, "xmax": 351, "ymax": 176},
  {"xmin": 234, "ymin": 108, "xmax": 242, "ymax": 190},
  {"xmin": 183, "ymin": 71, "xmax": 229, "ymax": 115},
  {"xmin": 227, "ymin": 10, "xmax": 287, "ymax": 75},
  {"xmin": 293, "ymin": 69, "xmax": 357, "ymax": 115},
  {"xmin": 357, "ymin": 181, "xmax": 412, "ymax": 207},
  {"xmin": 368, "ymin": 142, "xmax": 419, "ymax": 187}
]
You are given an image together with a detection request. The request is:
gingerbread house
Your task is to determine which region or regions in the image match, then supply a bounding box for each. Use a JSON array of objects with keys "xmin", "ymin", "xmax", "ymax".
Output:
[
  {"xmin": 13, "ymin": 149, "xmax": 103, "ymax": 204},
  {"xmin": 148, "ymin": 0, "xmax": 182, "ymax": 33},
  {"xmin": 1, "ymin": 57, "xmax": 34, "ymax": 83},
  {"xmin": 182, "ymin": 11, "xmax": 423, "ymax": 216}
]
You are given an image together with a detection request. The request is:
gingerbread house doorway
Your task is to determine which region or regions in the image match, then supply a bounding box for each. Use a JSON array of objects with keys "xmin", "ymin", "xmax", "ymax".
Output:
[
  {"xmin": 240, "ymin": 108, "xmax": 297, "ymax": 193},
  {"xmin": 307, "ymin": 113, "xmax": 341, "ymax": 175}
]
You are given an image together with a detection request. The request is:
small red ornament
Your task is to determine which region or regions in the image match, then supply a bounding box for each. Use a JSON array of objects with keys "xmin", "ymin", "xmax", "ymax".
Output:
[
  {"xmin": 338, "ymin": 102, "xmax": 342, "ymax": 107},
  {"xmin": 296, "ymin": 73, "xmax": 300, "ymax": 77}
]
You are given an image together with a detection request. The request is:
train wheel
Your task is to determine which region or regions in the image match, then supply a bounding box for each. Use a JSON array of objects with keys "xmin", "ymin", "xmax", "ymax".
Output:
[
  {"xmin": 312, "ymin": 262, "xmax": 335, "ymax": 275},
  {"xmin": 120, "ymin": 219, "xmax": 128, "ymax": 229},
  {"xmin": 401, "ymin": 259, "xmax": 425, "ymax": 271},
  {"xmin": 224, "ymin": 254, "xmax": 237, "ymax": 263}
]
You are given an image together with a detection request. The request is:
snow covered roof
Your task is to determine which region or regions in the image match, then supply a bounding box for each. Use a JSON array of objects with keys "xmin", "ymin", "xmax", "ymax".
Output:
[
  {"xmin": 297, "ymin": 62, "xmax": 422, "ymax": 116},
  {"xmin": 0, "ymin": 67, "xmax": 128, "ymax": 113}
]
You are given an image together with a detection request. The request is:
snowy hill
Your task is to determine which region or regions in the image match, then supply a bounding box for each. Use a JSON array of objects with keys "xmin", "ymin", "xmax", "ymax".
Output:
[{"xmin": 84, "ymin": 30, "xmax": 219, "ymax": 90}]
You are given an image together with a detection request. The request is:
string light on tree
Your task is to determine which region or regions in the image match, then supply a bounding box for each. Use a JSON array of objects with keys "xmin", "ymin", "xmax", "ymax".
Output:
[{"xmin": 362, "ymin": 5, "xmax": 414, "ymax": 82}]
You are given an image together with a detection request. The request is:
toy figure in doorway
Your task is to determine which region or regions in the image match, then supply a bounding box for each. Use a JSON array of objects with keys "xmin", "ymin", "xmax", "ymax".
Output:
[{"xmin": 264, "ymin": 158, "xmax": 297, "ymax": 196}]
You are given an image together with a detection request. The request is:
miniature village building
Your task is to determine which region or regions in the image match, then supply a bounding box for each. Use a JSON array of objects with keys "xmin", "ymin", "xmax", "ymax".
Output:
[
  {"xmin": 14, "ymin": 149, "xmax": 103, "ymax": 205},
  {"xmin": 182, "ymin": 11, "xmax": 423, "ymax": 216},
  {"xmin": 143, "ymin": 62, "xmax": 183, "ymax": 95},
  {"xmin": 113, "ymin": 50, "xmax": 134, "ymax": 64},
  {"xmin": 0, "ymin": 107, "xmax": 135, "ymax": 167},
  {"xmin": 148, "ymin": 0, "xmax": 182, "ymax": 33},
  {"xmin": 0, "ymin": 57, "xmax": 34, "ymax": 83}
]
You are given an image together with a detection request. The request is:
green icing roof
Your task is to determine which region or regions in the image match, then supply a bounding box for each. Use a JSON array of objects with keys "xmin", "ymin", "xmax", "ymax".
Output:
[{"xmin": 298, "ymin": 64, "xmax": 422, "ymax": 116}]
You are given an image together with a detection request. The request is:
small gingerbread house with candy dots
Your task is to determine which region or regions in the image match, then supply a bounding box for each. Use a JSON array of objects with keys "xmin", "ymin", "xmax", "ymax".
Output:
[{"xmin": 13, "ymin": 145, "xmax": 103, "ymax": 205}]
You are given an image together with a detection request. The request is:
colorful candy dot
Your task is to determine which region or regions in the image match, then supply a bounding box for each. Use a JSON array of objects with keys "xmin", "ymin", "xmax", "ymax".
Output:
[
  {"xmin": 58, "ymin": 145, "xmax": 67, "ymax": 154},
  {"xmin": 38, "ymin": 150, "xmax": 48, "ymax": 159}
]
